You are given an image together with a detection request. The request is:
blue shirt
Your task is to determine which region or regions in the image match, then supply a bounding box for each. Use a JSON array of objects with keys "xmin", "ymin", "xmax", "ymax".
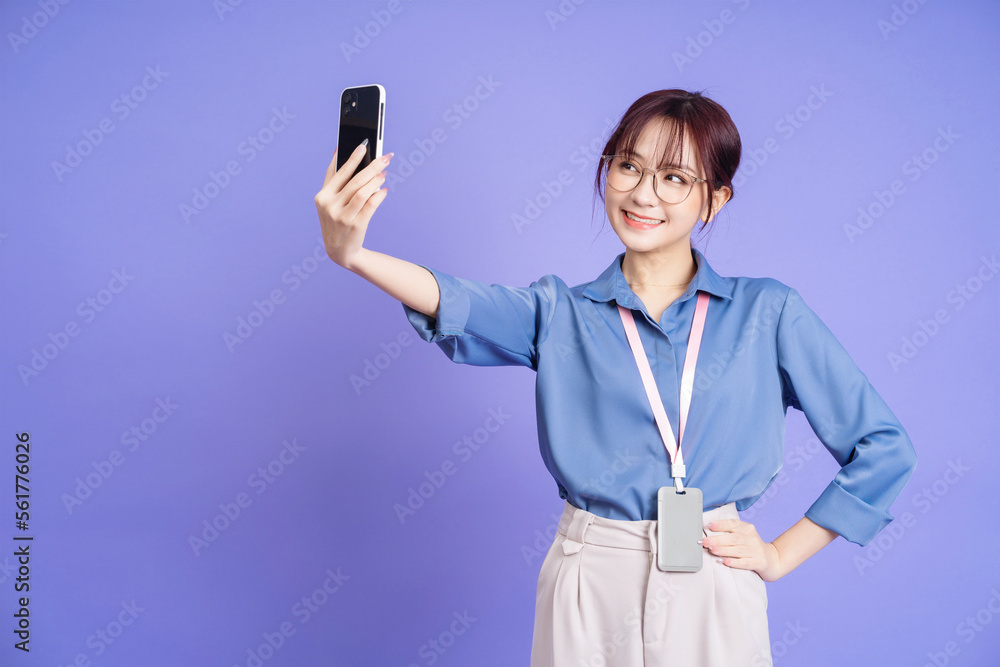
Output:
[{"xmin": 402, "ymin": 248, "xmax": 917, "ymax": 546}]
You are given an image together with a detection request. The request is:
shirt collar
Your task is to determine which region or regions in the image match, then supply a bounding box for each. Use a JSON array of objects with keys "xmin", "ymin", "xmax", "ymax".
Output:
[{"xmin": 581, "ymin": 247, "xmax": 733, "ymax": 308}]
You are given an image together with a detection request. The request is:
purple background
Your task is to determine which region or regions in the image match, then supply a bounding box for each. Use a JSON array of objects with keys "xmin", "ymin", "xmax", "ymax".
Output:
[{"xmin": 2, "ymin": 1, "xmax": 999, "ymax": 665}]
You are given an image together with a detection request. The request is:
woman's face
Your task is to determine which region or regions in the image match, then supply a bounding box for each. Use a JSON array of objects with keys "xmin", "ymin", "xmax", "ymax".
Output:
[{"xmin": 604, "ymin": 118, "xmax": 730, "ymax": 256}]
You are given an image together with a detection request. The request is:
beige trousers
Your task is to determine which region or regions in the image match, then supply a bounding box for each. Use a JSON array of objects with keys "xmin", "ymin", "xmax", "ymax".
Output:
[{"xmin": 530, "ymin": 500, "xmax": 772, "ymax": 667}]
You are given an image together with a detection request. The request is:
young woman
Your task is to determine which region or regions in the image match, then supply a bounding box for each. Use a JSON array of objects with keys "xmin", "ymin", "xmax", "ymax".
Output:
[{"xmin": 315, "ymin": 89, "xmax": 917, "ymax": 666}]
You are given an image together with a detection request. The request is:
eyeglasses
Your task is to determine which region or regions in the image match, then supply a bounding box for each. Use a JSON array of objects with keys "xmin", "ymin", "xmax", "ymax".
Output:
[{"xmin": 601, "ymin": 154, "xmax": 708, "ymax": 204}]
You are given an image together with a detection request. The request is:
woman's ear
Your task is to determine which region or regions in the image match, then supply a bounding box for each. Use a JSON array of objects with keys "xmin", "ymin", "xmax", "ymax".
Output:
[{"xmin": 705, "ymin": 186, "xmax": 732, "ymax": 225}]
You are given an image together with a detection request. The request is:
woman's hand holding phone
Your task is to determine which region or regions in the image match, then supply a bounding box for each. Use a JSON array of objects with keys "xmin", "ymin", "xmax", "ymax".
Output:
[
  {"xmin": 315, "ymin": 138, "xmax": 439, "ymax": 318},
  {"xmin": 315, "ymin": 140, "xmax": 393, "ymax": 270}
]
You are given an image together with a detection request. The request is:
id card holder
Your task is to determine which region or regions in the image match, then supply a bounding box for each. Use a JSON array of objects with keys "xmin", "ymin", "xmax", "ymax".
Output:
[{"xmin": 656, "ymin": 485, "xmax": 703, "ymax": 572}]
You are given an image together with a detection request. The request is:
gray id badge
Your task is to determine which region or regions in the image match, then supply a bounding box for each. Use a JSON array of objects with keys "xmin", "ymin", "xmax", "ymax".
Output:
[{"xmin": 656, "ymin": 486, "xmax": 703, "ymax": 572}]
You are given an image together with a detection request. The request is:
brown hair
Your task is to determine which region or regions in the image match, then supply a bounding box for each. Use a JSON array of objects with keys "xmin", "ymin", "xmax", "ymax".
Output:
[{"xmin": 593, "ymin": 89, "xmax": 741, "ymax": 234}]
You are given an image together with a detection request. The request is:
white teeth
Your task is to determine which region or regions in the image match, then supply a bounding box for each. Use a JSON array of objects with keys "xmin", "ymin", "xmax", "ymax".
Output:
[{"xmin": 625, "ymin": 211, "xmax": 663, "ymax": 224}]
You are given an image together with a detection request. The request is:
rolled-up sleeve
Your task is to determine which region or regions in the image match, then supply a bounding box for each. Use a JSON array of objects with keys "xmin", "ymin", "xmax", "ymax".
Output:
[
  {"xmin": 776, "ymin": 287, "xmax": 917, "ymax": 546},
  {"xmin": 401, "ymin": 264, "xmax": 558, "ymax": 369}
]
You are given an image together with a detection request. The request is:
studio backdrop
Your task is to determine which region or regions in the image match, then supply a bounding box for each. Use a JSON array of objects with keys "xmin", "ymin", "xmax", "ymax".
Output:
[{"xmin": 1, "ymin": 1, "xmax": 998, "ymax": 665}]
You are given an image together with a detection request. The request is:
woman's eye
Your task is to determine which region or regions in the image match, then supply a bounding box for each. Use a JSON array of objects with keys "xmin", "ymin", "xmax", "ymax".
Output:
[{"xmin": 663, "ymin": 172, "xmax": 688, "ymax": 185}]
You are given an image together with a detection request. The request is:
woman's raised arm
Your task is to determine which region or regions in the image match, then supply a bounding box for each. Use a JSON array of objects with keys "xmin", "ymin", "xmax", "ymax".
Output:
[{"xmin": 315, "ymin": 142, "xmax": 440, "ymax": 318}]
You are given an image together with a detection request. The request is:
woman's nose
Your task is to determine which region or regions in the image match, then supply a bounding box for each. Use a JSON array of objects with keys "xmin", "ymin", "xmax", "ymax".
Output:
[{"xmin": 631, "ymin": 172, "xmax": 661, "ymax": 205}]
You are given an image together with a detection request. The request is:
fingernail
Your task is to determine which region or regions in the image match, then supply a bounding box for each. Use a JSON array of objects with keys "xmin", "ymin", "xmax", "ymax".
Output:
[
  {"xmin": 697, "ymin": 539, "xmax": 703, "ymax": 545},
  {"xmin": 361, "ymin": 138, "xmax": 369, "ymax": 147}
]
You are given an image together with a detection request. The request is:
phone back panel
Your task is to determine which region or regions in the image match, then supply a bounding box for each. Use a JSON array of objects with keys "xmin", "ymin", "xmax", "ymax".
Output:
[{"xmin": 337, "ymin": 84, "xmax": 384, "ymax": 178}]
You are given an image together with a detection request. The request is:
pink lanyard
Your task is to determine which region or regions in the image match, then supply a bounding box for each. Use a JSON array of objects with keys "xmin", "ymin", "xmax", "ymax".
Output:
[{"xmin": 617, "ymin": 292, "xmax": 710, "ymax": 492}]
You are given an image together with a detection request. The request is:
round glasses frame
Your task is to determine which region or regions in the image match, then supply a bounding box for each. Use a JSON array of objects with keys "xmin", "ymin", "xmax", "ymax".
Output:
[{"xmin": 601, "ymin": 154, "xmax": 708, "ymax": 204}]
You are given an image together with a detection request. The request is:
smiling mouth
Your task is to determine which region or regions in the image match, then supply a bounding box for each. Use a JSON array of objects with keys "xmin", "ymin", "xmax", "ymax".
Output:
[{"xmin": 622, "ymin": 209, "xmax": 664, "ymax": 226}]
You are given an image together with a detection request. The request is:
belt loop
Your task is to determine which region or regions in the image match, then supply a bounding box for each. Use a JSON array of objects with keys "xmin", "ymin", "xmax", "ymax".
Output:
[{"xmin": 561, "ymin": 506, "xmax": 595, "ymax": 555}]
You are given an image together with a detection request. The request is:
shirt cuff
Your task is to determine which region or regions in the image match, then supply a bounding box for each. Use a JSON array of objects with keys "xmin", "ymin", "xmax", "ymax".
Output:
[
  {"xmin": 401, "ymin": 264, "xmax": 470, "ymax": 343},
  {"xmin": 804, "ymin": 480, "xmax": 895, "ymax": 546}
]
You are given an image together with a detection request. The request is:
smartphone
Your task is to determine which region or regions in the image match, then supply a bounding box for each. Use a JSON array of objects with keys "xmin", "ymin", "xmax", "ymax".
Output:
[{"xmin": 337, "ymin": 84, "xmax": 385, "ymax": 181}]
